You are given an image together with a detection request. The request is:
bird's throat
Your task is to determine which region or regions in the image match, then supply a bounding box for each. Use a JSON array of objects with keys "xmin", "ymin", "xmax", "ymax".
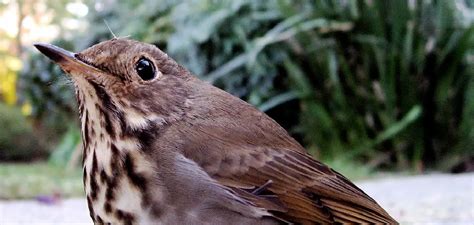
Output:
[{"xmin": 77, "ymin": 82, "xmax": 160, "ymax": 224}]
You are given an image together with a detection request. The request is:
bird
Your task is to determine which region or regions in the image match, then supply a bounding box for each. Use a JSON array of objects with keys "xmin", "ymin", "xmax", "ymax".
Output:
[{"xmin": 34, "ymin": 38, "xmax": 397, "ymax": 225}]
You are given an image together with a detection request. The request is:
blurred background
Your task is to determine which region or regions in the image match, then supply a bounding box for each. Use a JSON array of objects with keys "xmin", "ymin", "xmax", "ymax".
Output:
[{"xmin": 0, "ymin": 0, "xmax": 473, "ymax": 224}]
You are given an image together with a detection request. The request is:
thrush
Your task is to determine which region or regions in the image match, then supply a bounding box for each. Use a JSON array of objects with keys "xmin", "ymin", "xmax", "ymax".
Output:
[{"xmin": 34, "ymin": 38, "xmax": 397, "ymax": 225}]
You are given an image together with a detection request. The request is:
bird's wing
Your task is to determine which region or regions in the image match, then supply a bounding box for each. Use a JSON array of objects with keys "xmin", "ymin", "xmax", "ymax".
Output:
[
  {"xmin": 182, "ymin": 130, "xmax": 395, "ymax": 224},
  {"xmin": 173, "ymin": 81, "xmax": 397, "ymax": 224}
]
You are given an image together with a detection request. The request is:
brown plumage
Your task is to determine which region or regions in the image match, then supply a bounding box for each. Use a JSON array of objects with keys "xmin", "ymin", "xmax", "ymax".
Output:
[{"xmin": 34, "ymin": 38, "xmax": 398, "ymax": 224}]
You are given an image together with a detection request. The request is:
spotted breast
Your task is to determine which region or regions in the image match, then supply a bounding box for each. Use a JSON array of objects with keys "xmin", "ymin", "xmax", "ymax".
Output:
[{"xmin": 78, "ymin": 79, "xmax": 161, "ymax": 225}]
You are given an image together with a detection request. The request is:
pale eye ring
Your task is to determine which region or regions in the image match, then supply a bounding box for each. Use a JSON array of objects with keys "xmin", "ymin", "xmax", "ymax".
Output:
[{"xmin": 135, "ymin": 57, "xmax": 156, "ymax": 81}]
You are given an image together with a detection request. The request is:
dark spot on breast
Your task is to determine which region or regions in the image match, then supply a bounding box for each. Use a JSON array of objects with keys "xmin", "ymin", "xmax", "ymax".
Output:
[
  {"xmin": 104, "ymin": 173, "xmax": 119, "ymax": 202},
  {"xmin": 105, "ymin": 187, "xmax": 115, "ymax": 202},
  {"xmin": 103, "ymin": 144, "xmax": 122, "ymax": 203},
  {"xmin": 96, "ymin": 215, "xmax": 104, "ymax": 224},
  {"xmin": 90, "ymin": 151, "xmax": 99, "ymax": 200},
  {"xmin": 82, "ymin": 146, "xmax": 88, "ymax": 166},
  {"xmin": 135, "ymin": 126, "xmax": 156, "ymax": 151},
  {"xmin": 83, "ymin": 111, "xmax": 90, "ymax": 147},
  {"xmin": 124, "ymin": 153, "xmax": 151, "ymax": 208},
  {"xmin": 124, "ymin": 153, "xmax": 147, "ymax": 192},
  {"xmin": 100, "ymin": 169, "xmax": 108, "ymax": 184},
  {"xmin": 102, "ymin": 111, "xmax": 116, "ymax": 139},
  {"xmin": 117, "ymin": 111, "xmax": 128, "ymax": 137},
  {"xmin": 141, "ymin": 191, "xmax": 152, "ymax": 208},
  {"xmin": 110, "ymin": 145, "xmax": 121, "ymax": 177},
  {"xmin": 76, "ymin": 91, "xmax": 83, "ymax": 115},
  {"xmin": 89, "ymin": 81, "xmax": 113, "ymax": 112},
  {"xmin": 90, "ymin": 126, "xmax": 96, "ymax": 136},
  {"xmin": 82, "ymin": 166, "xmax": 88, "ymax": 184},
  {"xmin": 91, "ymin": 151, "xmax": 98, "ymax": 173},
  {"xmin": 110, "ymin": 144, "xmax": 119, "ymax": 158},
  {"xmin": 121, "ymin": 121, "xmax": 158, "ymax": 152},
  {"xmin": 89, "ymin": 81, "xmax": 121, "ymax": 139},
  {"xmin": 110, "ymin": 144, "xmax": 121, "ymax": 171},
  {"xmin": 104, "ymin": 202, "xmax": 112, "ymax": 214},
  {"xmin": 115, "ymin": 209, "xmax": 135, "ymax": 225},
  {"xmin": 87, "ymin": 196, "xmax": 95, "ymax": 221}
]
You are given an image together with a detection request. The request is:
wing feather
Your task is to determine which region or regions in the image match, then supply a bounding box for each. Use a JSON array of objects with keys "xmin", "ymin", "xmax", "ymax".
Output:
[
  {"xmin": 181, "ymin": 135, "xmax": 396, "ymax": 224},
  {"xmin": 175, "ymin": 82, "xmax": 398, "ymax": 224}
]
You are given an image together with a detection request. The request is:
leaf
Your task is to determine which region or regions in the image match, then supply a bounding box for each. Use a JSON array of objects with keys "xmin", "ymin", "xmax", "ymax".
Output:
[{"xmin": 258, "ymin": 91, "xmax": 299, "ymax": 112}]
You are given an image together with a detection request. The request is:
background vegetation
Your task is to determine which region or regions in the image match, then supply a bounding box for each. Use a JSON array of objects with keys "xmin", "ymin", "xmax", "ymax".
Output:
[{"xmin": 0, "ymin": 0, "xmax": 472, "ymax": 198}]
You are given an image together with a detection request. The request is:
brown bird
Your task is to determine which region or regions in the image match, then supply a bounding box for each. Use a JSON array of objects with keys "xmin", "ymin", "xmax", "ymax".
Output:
[{"xmin": 34, "ymin": 38, "xmax": 397, "ymax": 225}]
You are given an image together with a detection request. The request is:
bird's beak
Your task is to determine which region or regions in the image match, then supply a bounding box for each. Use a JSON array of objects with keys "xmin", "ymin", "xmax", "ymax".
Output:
[
  {"xmin": 33, "ymin": 43, "xmax": 100, "ymax": 74},
  {"xmin": 34, "ymin": 43, "xmax": 76, "ymax": 63}
]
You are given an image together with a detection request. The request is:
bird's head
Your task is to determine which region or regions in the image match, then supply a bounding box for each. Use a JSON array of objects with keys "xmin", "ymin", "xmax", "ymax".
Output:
[{"xmin": 34, "ymin": 38, "xmax": 192, "ymax": 141}]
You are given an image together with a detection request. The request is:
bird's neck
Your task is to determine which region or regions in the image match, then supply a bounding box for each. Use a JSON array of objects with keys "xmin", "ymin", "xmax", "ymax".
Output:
[{"xmin": 77, "ymin": 88, "xmax": 162, "ymax": 224}]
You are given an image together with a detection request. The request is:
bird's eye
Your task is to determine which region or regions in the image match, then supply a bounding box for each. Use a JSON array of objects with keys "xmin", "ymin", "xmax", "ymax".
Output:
[{"xmin": 135, "ymin": 58, "xmax": 156, "ymax": 81}]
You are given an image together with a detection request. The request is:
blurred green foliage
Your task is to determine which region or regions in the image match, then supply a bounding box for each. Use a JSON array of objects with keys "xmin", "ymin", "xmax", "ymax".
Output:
[
  {"xmin": 20, "ymin": 0, "xmax": 473, "ymax": 170},
  {"xmin": 0, "ymin": 103, "xmax": 46, "ymax": 161},
  {"xmin": 48, "ymin": 125, "xmax": 81, "ymax": 167},
  {"xmin": 0, "ymin": 163, "xmax": 83, "ymax": 199}
]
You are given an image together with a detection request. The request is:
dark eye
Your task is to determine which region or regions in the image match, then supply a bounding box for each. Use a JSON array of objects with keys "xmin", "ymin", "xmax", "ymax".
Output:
[{"xmin": 135, "ymin": 58, "xmax": 156, "ymax": 81}]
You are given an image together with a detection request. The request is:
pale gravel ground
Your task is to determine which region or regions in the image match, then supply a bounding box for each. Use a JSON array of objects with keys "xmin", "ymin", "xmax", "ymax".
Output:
[{"xmin": 0, "ymin": 173, "xmax": 472, "ymax": 225}]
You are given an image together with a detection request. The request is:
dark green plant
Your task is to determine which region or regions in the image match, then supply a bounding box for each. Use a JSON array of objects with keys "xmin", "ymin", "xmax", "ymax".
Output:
[
  {"xmin": 0, "ymin": 103, "xmax": 46, "ymax": 161},
  {"xmin": 258, "ymin": 1, "xmax": 474, "ymax": 170}
]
